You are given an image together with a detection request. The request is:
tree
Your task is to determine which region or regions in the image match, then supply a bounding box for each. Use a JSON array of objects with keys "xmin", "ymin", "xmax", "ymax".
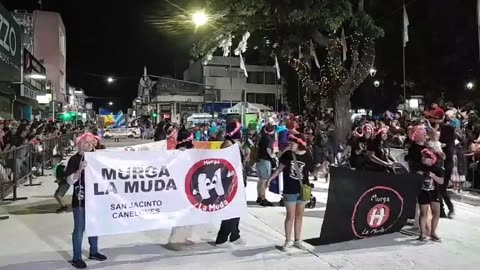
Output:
[{"xmin": 192, "ymin": 0, "xmax": 383, "ymax": 142}]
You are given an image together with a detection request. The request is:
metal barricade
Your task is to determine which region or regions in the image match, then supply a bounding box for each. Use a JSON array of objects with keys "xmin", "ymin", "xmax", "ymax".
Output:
[
  {"xmin": 0, "ymin": 131, "xmax": 83, "ymax": 202},
  {"xmin": 0, "ymin": 144, "xmax": 34, "ymax": 201}
]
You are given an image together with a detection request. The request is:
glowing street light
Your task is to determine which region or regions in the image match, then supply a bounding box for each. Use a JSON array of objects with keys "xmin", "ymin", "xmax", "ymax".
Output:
[
  {"xmin": 192, "ymin": 11, "xmax": 208, "ymax": 27},
  {"xmin": 107, "ymin": 77, "xmax": 114, "ymax": 83},
  {"xmin": 108, "ymin": 101, "xmax": 113, "ymax": 106},
  {"xmin": 369, "ymin": 68, "xmax": 377, "ymax": 77},
  {"xmin": 467, "ymin": 82, "xmax": 474, "ymax": 90},
  {"xmin": 374, "ymin": 80, "xmax": 380, "ymax": 88}
]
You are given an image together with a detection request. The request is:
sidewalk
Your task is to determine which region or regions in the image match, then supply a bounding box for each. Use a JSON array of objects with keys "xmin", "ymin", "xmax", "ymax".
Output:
[
  {"xmin": 448, "ymin": 189, "xmax": 480, "ymax": 206},
  {"xmin": 1, "ymin": 172, "xmax": 480, "ymax": 269}
]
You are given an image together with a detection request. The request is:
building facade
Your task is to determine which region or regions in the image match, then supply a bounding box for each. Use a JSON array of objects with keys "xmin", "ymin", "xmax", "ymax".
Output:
[
  {"xmin": 183, "ymin": 56, "xmax": 283, "ymax": 112},
  {"xmin": 11, "ymin": 10, "xmax": 67, "ymax": 120},
  {"xmin": 0, "ymin": 4, "xmax": 22, "ymax": 119},
  {"xmin": 32, "ymin": 10, "xmax": 67, "ymax": 109}
]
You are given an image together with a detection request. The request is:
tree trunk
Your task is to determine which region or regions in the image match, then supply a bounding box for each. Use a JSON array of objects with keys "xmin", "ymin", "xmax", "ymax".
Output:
[{"xmin": 333, "ymin": 90, "xmax": 352, "ymax": 145}]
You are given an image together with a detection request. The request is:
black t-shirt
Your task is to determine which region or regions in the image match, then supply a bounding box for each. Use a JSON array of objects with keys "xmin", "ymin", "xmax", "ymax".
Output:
[
  {"xmin": 279, "ymin": 150, "xmax": 315, "ymax": 194},
  {"xmin": 367, "ymin": 138, "xmax": 389, "ymax": 163},
  {"xmin": 406, "ymin": 143, "xmax": 426, "ymax": 173},
  {"xmin": 419, "ymin": 165, "xmax": 444, "ymax": 192},
  {"xmin": 65, "ymin": 153, "xmax": 85, "ymax": 208},
  {"xmin": 440, "ymin": 124, "xmax": 455, "ymax": 167},
  {"xmin": 257, "ymin": 133, "xmax": 274, "ymax": 161}
]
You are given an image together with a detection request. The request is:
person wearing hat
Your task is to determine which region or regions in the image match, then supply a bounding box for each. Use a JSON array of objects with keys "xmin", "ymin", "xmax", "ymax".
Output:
[
  {"xmin": 215, "ymin": 119, "xmax": 246, "ymax": 247},
  {"xmin": 167, "ymin": 127, "xmax": 195, "ymax": 250},
  {"xmin": 266, "ymin": 133, "xmax": 321, "ymax": 250}
]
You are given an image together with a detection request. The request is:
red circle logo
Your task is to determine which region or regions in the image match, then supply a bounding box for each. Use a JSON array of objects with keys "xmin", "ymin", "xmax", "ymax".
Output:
[
  {"xmin": 185, "ymin": 159, "xmax": 238, "ymax": 212},
  {"xmin": 366, "ymin": 204, "xmax": 390, "ymax": 228},
  {"xmin": 351, "ymin": 186, "xmax": 404, "ymax": 239}
]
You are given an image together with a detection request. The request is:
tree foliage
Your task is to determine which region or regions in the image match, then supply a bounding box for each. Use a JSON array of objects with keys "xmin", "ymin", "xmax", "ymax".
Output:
[{"xmin": 192, "ymin": 0, "xmax": 383, "ymax": 138}]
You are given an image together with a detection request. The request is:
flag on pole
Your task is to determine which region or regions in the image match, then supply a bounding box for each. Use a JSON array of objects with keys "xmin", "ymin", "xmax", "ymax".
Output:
[
  {"xmin": 341, "ymin": 28, "xmax": 347, "ymax": 61},
  {"xmin": 239, "ymin": 54, "xmax": 248, "ymax": 77},
  {"xmin": 274, "ymin": 54, "xmax": 281, "ymax": 79},
  {"xmin": 403, "ymin": 5, "xmax": 409, "ymax": 47},
  {"xmin": 310, "ymin": 41, "xmax": 320, "ymax": 68}
]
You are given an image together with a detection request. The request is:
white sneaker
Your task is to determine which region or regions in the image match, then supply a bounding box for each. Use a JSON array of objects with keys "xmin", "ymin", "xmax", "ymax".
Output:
[
  {"xmin": 215, "ymin": 242, "xmax": 231, "ymax": 248},
  {"xmin": 293, "ymin": 240, "xmax": 306, "ymax": 250},
  {"xmin": 231, "ymin": 238, "xmax": 246, "ymax": 246},
  {"xmin": 280, "ymin": 240, "xmax": 293, "ymax": 251}
]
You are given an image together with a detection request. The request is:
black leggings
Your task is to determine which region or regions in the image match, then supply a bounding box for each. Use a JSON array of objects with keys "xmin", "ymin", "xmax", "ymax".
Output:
[
  {"xmin": 215, "ymin": 218, "xmax": 240, "ymax": 244},
  {"xmin": 439, "ymin": 166, "xmax": 454, "ymax": 215}
]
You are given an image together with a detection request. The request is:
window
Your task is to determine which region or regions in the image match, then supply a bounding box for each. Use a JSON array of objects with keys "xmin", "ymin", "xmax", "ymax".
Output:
[
  {"xmin": 247, "ymin": 93, "xmax": 255, "ymax": 103},
  {"xmin": 247, "ymin": 71, "xmax": 264, "ymax": 84},
  {"xmin": 209, "ymin": 67, "xmax": 228, "ymax": 77},
  {"xmin": 59, "ymin": 29, "xmax": 66, "ymax": 57},
  {"xmin": 265, "ymin": 72, "xmax": 276, "ymax": 84}
]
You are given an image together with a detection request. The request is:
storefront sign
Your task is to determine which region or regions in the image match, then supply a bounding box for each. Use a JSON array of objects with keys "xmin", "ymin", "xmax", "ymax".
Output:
[
  {"xmin": 20, "ymin": 84, "xmax": 40, "ymax": 100},
  {"xmin": 23, "ymin": 48, "xmax": 46, "ymax": 92},
  {"xmin": 0, "ymin": 4, "xmax": 21, "ymax": 82}
]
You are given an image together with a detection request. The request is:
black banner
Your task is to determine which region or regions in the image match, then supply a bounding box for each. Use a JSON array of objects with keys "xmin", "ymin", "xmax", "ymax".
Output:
[{"xmin": 307, "ymin": 167, "xmax": 421, "ymax": 246}]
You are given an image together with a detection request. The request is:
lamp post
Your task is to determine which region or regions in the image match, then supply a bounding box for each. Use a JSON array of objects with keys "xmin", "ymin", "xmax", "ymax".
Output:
[
  {"xmin": 192, "ymin": 11, "xmax": 208, "ymax": 27},
  {"xmin": 467, "ymin": 82, "xmax": 474, "ymax": 90},
  {"xmin": 107, "ymin": 77, "xmax": 114, "ymax": 83},
  {"xmin": 369, "ymin": 68, "xmax": 377, "ymax": 77}
]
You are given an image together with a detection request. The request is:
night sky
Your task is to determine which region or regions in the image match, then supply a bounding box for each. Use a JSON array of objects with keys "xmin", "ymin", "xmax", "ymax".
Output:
[
  {"xmin": 1, "ymin": 0, "xmax": 479, "ymax": 113},
  {"xmin": 0, "ymin": 0, "xmax": 197, "ymax": 111}
]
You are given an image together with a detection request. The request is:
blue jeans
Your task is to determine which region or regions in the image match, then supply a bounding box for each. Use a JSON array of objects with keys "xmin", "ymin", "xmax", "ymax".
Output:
[{"xmin": 72, "ymin": 207, "xmax": 98, "ymax": 260}]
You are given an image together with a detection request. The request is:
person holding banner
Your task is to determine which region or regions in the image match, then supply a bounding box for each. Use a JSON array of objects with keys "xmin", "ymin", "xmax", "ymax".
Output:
[
  {"xmin": 167, "ymin": 128, "xmax": 196, "ymax": 250},
  {"xmin": 267, "ymin": 133, "xmax": 320, "ymax": 251},
  {"xmin": 66, "ymin": 133, "xmax": 107, "ymax": 269},
  {"xmin": 215, "ymin": 119, "xmax": 246, "ymax": 247}
]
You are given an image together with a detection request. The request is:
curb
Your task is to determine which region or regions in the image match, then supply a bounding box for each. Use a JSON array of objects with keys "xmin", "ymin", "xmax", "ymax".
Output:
[{"xmin": 448, "ymin": 190, "xmax": 480, "ymax": 206}]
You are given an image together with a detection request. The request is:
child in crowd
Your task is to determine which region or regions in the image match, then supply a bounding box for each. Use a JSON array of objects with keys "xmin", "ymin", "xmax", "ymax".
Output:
[{"xmin": 417, "ymin": 148, "xmax": 444, "ymax": 241}]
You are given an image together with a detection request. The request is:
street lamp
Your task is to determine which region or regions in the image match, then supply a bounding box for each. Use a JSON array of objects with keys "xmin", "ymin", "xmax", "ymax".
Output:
[
  {"xmin": 374, "ymin": 80, "xmax": 380, "ymax": 88},
  {"xmin": 467, "ymin": 82, "xmax": 474, "ymax": 90},
  {"xmin": 107, "ymin": 77, "xmax": 114, "ymax": 83},
  {"xmin": 369, "ymin": 68, "xmax": 377, "ymax": 77},
  {"xmin": 192, "ymin": 11, "xmax": 208, "ymax": 27},
  {"xmin": 108, "ymin": 101, "xmax": 113, "ymax": 106}
]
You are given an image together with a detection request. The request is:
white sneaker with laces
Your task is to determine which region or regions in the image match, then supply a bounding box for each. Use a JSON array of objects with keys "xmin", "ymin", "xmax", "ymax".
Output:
[{"xmin": 293, "ymin": 240, "xmax": 306, "ymax": 250}]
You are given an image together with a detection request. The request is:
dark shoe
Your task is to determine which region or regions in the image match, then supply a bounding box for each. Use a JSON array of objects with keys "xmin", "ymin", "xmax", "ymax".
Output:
[
  {"xmin": 89, "ymin": 253, "xmax": 107, "ymax": 261},
  {"xmin": 430, "ymin": 234, "xmax": 442, "ymax": 242},
  {"xmin": 448, "ymin": 211, "xmax": 455, "ymax": 219},
  {"xmin": 56, "ymin": 206, "xmax": 68, "ymax": 213},
  {"xmin": 71, "ymin": 259, "xmax": 87, "ymax": 269},
  {"xmin": 417, "ymin": 235, "xmax": 427, "ymax": 242},
  {"xmin": 256, "ymin": 197, "xmax": 261, "ymax": 204},
  {"xmin": 260, "ymin": 199, "xmax": 274, "ymax": 207}
]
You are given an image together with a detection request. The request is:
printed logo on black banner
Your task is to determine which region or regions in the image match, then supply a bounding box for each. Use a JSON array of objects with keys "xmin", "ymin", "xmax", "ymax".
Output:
[
  {"xmin": 185, "ymin": 159, "xmax": 238, "ymax": 212},
  {"xmin": 351, "ymin": 186, "xmax": 404, "ymax": 238}
]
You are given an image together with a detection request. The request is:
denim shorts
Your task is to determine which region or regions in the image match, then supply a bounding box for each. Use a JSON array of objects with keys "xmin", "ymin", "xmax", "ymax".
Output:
[
  {"xmin": 256, "ymin": 159, "xmax": 272, "ymax": 180},
  {"xmin": 283, "ymin": 194, "xmax": 306, "ymax": 206}
]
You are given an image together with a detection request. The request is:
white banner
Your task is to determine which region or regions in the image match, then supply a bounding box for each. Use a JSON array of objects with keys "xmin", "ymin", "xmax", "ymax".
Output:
[
  {"xmin": 84, "ymin": 146, "xmax": 247, "ymax": 236},
  {"xmin": 105, "ymin": 140, "xmax": 167, "ymax": 152}
]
